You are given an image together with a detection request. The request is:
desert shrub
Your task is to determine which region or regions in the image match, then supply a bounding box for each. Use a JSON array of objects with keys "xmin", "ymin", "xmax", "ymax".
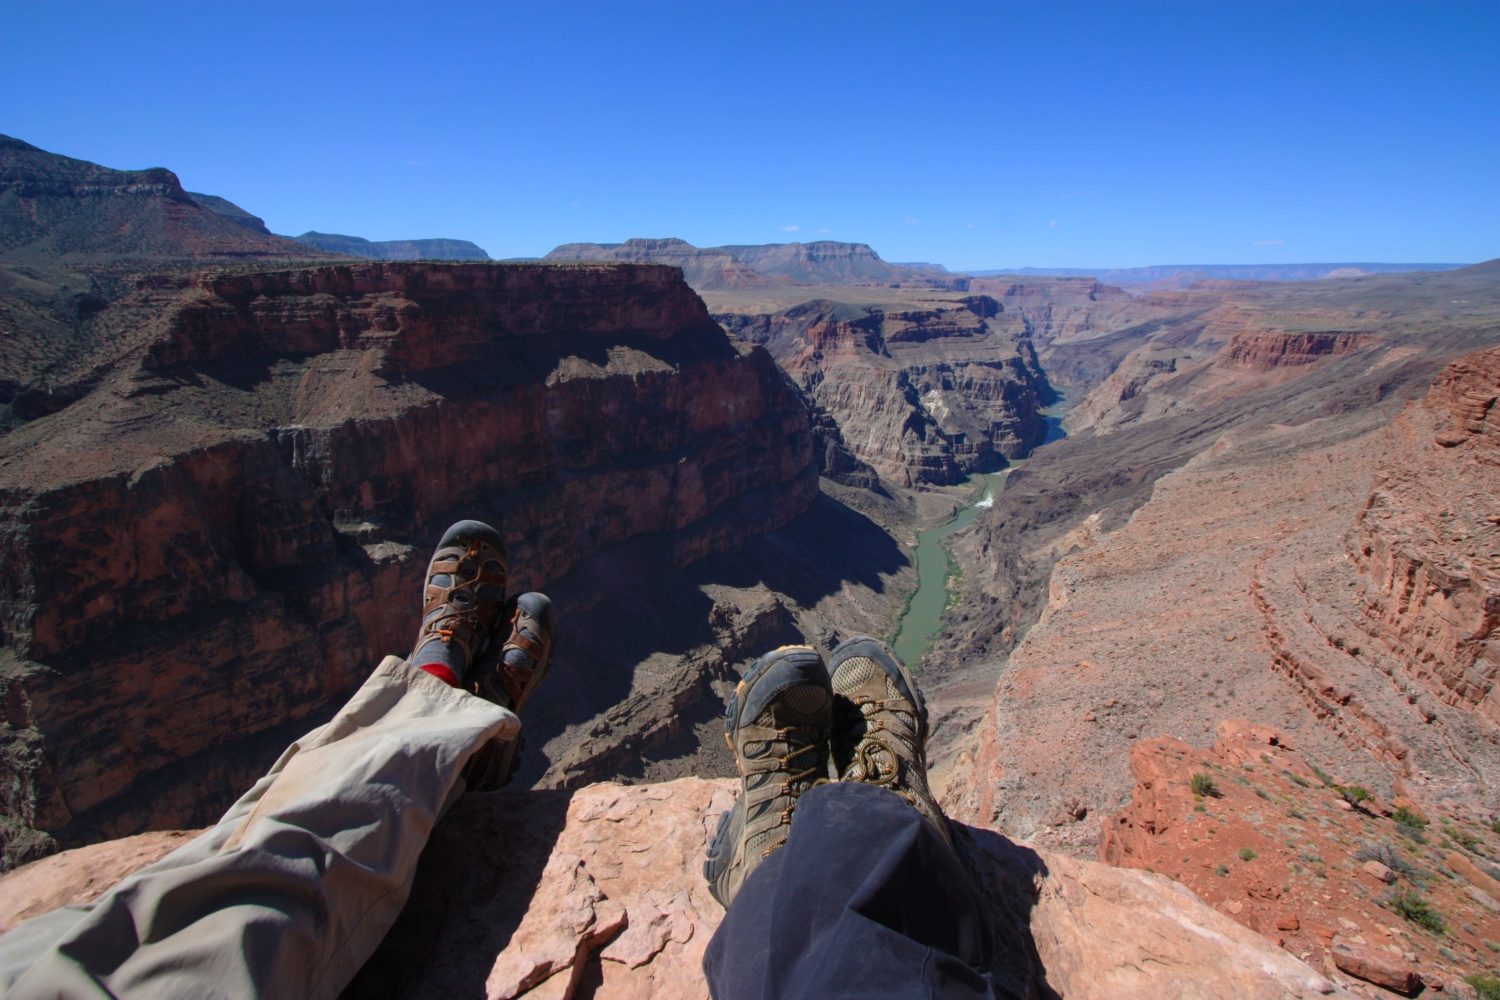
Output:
[
  {"xmin": 1392, "ymin": 806, "xmax": 1428, "ymax": 830},
  {"xmin": 1336, "ymin": 784, "xmax": 1371, "ymax": 807},
  {"xmin": 1239, "ymin": 847, "xmax": 1258, "ymax": 862},
  {"xmin": 1382, "ymin": 888, "xmax": 1446, "ymax": 935},
  {"xmin": 1191, "ymin": 773, "xmax": 1221, "ymax": 798},
  {"xmin": 1215, "ymin": 864, "xmax": 1229, "ymax": 877},
  {"xmin": 1310, "ymin": 764, "xmax": 1335, "ymax": 786},
  {"xmin": 1445, "ymin": 823, "xmax": 1485, "ymax": 854},
  {"xmin": 1355, "ymin": 841, "xmax": 1419, "ymax": 880},
  {"xmin": 1466, "ymin": 972, "xmax": 1500, "ymax": 1000}
]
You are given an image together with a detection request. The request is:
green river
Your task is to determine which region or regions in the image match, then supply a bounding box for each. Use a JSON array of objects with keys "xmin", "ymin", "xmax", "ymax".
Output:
[{"xmin": 891, "ymin": 394, "xmax": 1069, "ymax": 668}]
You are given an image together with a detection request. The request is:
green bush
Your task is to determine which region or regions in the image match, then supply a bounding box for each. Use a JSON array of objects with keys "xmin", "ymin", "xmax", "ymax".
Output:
[
  {"xmin": 1446, "ymin": 824, "xmax": 1484, "ymax": 853},
  {"xmin": 1466, "ymin": 971, "xmax": 1500, "ymax": 1000},
  {"xmin": 1191, "ymin": 773, "xmax": 1221, "ymax": 798},
  {"xmin": 1336, "ymin": 784, "xmax": 1371, "ymax": 807},
  {"xmin": 1392, "ymin": 806, "xmax": 1428, "ymax": 830},
  {"xmin": 1383, "ymin": 889, "xmax": 1446, "ymax": 935},
  {"xmin": 1238, "ymin": 847, "xmax": 1258, "ymax": 862}
]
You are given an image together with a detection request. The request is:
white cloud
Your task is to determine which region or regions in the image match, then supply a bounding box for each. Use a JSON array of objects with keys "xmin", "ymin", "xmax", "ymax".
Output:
[
  {"xmin": 817, "ymin": 227, "xmax": 831, "ymax": 234},
  {"xmin": 1048, "ymin": 219, "xmax": 1059, "ymax": 229},
  {"xmin": 782, "ymin": 224, "xmax": 801, "ymax": 233},
  {"xmin": 1251, "ymin": 239, "xmax": 1285, "ymax": 247}
]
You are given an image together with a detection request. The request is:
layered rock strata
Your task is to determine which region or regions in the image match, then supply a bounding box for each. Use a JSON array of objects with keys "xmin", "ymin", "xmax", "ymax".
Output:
[
  {"xmin": 545, "ymin": 238, "xmax": 963, "ymax": 292},
  {"xmin": 718, "ymin": 296, "xmax": 1050, "ymax": 487},
  {"xmin": 545, "ymin": 239, "xmax": 773, "ymax": 291},
  {"xmin": 948, "ymin": 342, "xmax": 1500, "ymax": 861},
  {"xmin": 1350, "ymin": 346, "xmax": 1499, "ymax": 725},
  {"xmin": 0, "ymin": 262, "xmax": 817, "ymax": 866}
]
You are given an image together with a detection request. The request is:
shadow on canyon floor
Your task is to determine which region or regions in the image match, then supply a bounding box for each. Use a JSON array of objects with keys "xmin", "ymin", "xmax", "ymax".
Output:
[{"xmin": 516, "ymin": 492, "xmax": 909, "ymax": 787}]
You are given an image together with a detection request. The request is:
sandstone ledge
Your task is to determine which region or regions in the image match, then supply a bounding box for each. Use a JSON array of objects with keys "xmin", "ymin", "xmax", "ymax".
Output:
[{"xmin": 1, "ymin": 778, "xmax": 1339, "ymax": 998}]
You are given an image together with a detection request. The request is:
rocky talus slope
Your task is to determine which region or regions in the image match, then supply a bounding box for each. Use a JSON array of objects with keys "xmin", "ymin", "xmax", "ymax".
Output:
[
  {"xmin": 0, "ymin": 261, "xmax": 820, "ymax": 866},
  {"xmin": 716, "ymin": 295, "xmax": 1051, "ymax": 486},
  {"xmin": 1100, "ymin": 720, "xmax": 1500, "ymax": 997},
  {"xmin": 950, "ymin": 340, "xmax": 1500, "ymax": 847},
  {"xmin": 0, "ymin": 778, "xmax": 1345, "ymax": 999}
]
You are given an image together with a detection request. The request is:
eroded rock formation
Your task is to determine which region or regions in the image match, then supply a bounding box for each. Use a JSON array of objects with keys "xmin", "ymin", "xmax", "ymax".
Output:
[
  {"xmin": 717, "ymin": 296, "xmax": 1050, "ymax": 486},
  {"xmin": 948, "ymin": 334, "xmax": 1500, "ymax": 860},
  {"xmin": 1351, "ymin": 346, "xmax": 1499, "ymax": 725},
  {"xmin": 0, "ymin": 261, "xmax": 817, "ymax": 866}
]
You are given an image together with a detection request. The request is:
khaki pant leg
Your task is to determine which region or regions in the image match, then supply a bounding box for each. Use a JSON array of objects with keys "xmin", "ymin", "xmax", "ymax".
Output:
[{"xmin": 0, "ymin": 656, "xmax": 516, "ymax": 1000}]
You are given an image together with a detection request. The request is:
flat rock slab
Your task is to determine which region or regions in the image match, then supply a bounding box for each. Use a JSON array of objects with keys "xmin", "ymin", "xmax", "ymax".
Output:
[{"xmin": 0, "ymin": 779, "xmax": 1342, "ymax": 999}]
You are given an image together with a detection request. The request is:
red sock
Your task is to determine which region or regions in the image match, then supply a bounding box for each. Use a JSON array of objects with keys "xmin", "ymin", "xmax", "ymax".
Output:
[{"xmin": 416, "ymin": 661, "xmax": 462, "ymax": 687}]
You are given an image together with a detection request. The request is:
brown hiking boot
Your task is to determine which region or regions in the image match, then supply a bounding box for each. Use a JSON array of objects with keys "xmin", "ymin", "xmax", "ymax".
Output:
[
  {"xmin": 704, "ymin": 645, "xmax": 831, "ymax": 908},
  {"xmin": 465, "ymin": 592, "xmax": 557, "ymax": 790},
  {"xmin": 829, "ymin": 636, "xmax": 953, "ymax": 846},
  {"xmin": 408, "ymin": 519, "xmax": 510, "ymax": 687}
]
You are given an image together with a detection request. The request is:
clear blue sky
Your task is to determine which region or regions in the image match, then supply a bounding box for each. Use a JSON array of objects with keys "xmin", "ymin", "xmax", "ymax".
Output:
[{"xmin": 5, "ymin": 0, "xmax": 1497, "ymax": 269}]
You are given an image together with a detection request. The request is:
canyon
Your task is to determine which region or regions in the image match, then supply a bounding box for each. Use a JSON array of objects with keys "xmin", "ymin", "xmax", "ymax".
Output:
[
  {"xmin": 2, "ymin": 135, "xmax": 1498, "ymax": 995},
  {"xmin": 0, "ymin": 260, "xmax": 835, "ymax": 864}
]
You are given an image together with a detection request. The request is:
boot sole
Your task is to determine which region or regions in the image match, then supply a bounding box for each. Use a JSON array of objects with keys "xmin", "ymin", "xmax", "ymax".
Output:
[{"xmin": 703, "ymin": 795, "xmax": 743, "ymax": 907}]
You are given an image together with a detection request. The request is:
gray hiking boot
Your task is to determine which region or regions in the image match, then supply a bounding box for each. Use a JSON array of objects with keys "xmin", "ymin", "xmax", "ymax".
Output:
[
  {"xmin": 829, "ymin": 636, "xmax": 953, "ymax": 847},
  {"xmin": 704, "ymin": 645, "xmax": 832, "ymax": 908}
]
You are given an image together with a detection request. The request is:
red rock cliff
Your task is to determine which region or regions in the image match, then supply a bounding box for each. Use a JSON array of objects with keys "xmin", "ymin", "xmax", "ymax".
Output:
[
  {"xmin": 1351, "ymin": 345, "xmax": 1499, "ymax": 725},
  {"xmin": 0, "ymin": 262, "xmax": 816, "ymax": 866},
  {"xmin": 719, "ymin": 296, "xmax": 1049, "ymax": 487}
]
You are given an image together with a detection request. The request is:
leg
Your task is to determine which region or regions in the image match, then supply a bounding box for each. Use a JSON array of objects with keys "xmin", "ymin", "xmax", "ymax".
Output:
[
  {"xmin": 704, "ymin": 637, "xmax": 1010, "ymax": 1000},
  {"xmin": 705, "ymin": 782, "xmax": 1003, "ymax": 1000},
  {"xmin": 0, "ymin": 521, "xmax": 556, "ymax": 999},
  {"xmin": 0, "ymin": 656, "xmax": 513, "ymax": 999}
]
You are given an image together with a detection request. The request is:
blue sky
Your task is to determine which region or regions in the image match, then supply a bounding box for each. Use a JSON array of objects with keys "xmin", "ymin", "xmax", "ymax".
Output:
[{"xmin": 5, "ymin": 1, "xmax": 1497, "ymax": 269}]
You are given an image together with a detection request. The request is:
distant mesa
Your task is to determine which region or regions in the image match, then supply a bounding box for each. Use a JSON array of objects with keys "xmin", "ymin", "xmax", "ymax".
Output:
[
  {"xmin": 973, "ymin": 262, "xmax": 1468, "ymax": 290},
  {"xmin": 0, "ymin": 133, "xmax": 315, "ymax": 260},
  {"xmin": 185, "ymin": 192, "xmax": 271, "ymax": 235},
  {"xmin": 544, "ymin": 237, "xmax": 968, "ymax": 291},
  {"xmin": 291, "ymin": 231, "xmax": 491, "ymax": 261}
]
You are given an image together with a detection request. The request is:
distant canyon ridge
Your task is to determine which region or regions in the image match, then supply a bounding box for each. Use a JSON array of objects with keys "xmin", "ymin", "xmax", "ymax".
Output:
[{"xmin": 2, "ymin": 133, "xmax": 1497, "ymax": 994}]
